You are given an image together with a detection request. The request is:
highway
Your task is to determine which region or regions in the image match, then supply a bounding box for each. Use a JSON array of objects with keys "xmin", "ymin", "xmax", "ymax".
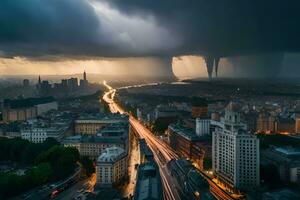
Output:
[
  {"xmin": 103, "ymin": 81, "xmax": 181, "ymax": 200},
  {"xmin": 102, "ymin": 80, "xmax": 246, "ymax": 200}
]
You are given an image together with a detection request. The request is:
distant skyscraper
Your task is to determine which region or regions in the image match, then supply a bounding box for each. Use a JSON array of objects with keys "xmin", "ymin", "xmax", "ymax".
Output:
[
  {"xmin": 84, "ymin": 70, "xmax": 87, "ymax": 81},
  {"xmin": 36, "ymin": 75, "xmax": 42, "ymax": 91},
  {"xmin": 80, "ymin": 70, "xmax": 88, "ymax": 88},
  {"xmin": 67, "ymin": 77, "xmax": 78, "ymax": 92},
  {"xmin": 212, "ymin": 102, "xmax": 260, "ymax": 191}
]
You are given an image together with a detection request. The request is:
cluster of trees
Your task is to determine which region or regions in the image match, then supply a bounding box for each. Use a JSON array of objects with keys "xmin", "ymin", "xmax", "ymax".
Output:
[
  {"xmin": 0, "ymin": 137, "xmax": 80, "ymax": 199},
  {"xmin": 0, "ymin": 137, "xmax": 59, "ymax": 166},
  {"xmin": 80, "ymin": 156, "xmax": 95, "ymax": 177},
  {"xmin": 152, "ymin": 117, "xmax": 178, "ymax": 135}
]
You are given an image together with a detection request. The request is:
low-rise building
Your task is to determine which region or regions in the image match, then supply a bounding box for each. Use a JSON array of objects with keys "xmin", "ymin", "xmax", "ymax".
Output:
[
  {"xmin": 296, "ymin": 117, "xmax": 300, "ymax": 134},
  {"xmin": 262, "ymin": 188, "xmax": 300, "ymax": 200},
  {"xmin": 96, "ymin": 146, "xmax": 128, "ymax": 187},
  {"xmin": 2, "ymin": 97, "xmax": 58, "ymax": 122},
  {"xmin": 139, "ymin": 139, "xmax": 153, "ymax": 164},
  {"xmin": 63, "ymin": 135, "xmax": 127, "ymax": 159},
  {"xmin": 21, "ymin": 120, "xmax": 69, "ymax": 143},
  {"xmin": 275, "ymin": 117, "xmax": 295, "ymax": 134},
  {"xmin": 191, "ymin": 100, "xmax": 208, "ymax": 118},
  {"xmin": 74, "ymin": 113, "xmax": 128, "ymax": 135},
  {"xmin": 261, "ymin": 146, "xmax": 300, "ymax": 184},
  {"xmin": 168, "ymin": 123, "xmax": 211, "ymax": 170},
  {"xmin": 155, "ymin": 104, "xmax": 181, "ymax": 119},
  {"xmin": 0, "ymin": 122, "xmax": 21, "ymax": 138},
  {"xmin": 65, "ymin": 119, "xmax": 129, "ymax": 159},
  {"xmin": 134, "ymin": 162, "xmax": 163, "ymax": 200},
  {"xmin": 257, "ymin": 110, "xmax": 276, "ymax": 133}
]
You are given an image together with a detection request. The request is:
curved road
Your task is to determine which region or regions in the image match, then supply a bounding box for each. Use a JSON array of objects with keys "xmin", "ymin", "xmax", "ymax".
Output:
[{"xmin": 102, "ymin": 81, "xmax": 181, "ymax": 200}]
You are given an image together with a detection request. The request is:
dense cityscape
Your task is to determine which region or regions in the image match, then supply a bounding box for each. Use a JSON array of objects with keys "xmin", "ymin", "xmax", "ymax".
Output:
[
  {"xmin": 0, "ymin": 73, "xmax": 299, "ymax": 200},
  {"xmin": 1, "ymin": 1, "xmax": 300, "ymax": 200}
]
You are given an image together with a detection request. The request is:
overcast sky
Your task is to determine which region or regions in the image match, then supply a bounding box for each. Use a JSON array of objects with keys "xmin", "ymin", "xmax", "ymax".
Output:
[{"xmin": 0, "ymin": 0, "xmax": 300, "ymax": 77}]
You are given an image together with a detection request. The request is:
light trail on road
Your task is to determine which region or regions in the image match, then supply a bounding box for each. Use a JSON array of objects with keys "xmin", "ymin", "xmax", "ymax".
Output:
[
  {"xmin": 102, "ymin": 80, "xmax": 244, "ymax": 200},
  {"xmin": 102, "ymin": 80, "xmax": 181, "ymax": 200}
]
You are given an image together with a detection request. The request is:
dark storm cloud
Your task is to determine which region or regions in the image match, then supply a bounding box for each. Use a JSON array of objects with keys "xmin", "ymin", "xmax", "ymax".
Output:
[
  {"xmin": 1, "ymin": 0, "xmax": 300, "ymax": 60},
  {"xmin": 0, "ymin": 0, "xmax": 161, "ymax": 58},
  {"xmin": 0, "ymin": 0, "xmax": 104, "ymax": 57},
  {"xmin": 223, "ymin": 53, "xmax": 285, "ymax": 78},
  {"xmin": 103, "ymin": 0, "xmax": 300, "ymax": 56},
  {"xmin": 0, "ymin": 0, "xmax": 181, "ymax": 58}
]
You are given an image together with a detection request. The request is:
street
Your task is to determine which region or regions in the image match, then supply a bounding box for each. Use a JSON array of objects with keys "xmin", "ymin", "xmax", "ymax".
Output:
[
  {"xmin": 103, "ymin": 81, "xmax": 181, "ymax": 200},
  {"xmin": 54, "ymin": 174, "xmax": 96, "ymax": 200}
]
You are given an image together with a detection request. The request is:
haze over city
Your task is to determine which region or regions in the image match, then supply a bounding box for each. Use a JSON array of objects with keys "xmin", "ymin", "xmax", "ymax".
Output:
[{"xmin": 1, "ymin": 1, "xmax": 300, "ymax": 200}]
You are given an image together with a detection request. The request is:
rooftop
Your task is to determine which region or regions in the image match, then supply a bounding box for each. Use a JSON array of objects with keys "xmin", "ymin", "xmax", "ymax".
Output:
[
  {"xmin": 134, "ymin": 162, "xmax": 163, "ymax": 200},
  {"xmin": 274, "ymin": 147, "xmax": 300, "ymax": 156},
  {"xmin": 139, "ymin": 139, "xmax": 153, "ymax": 157},
  {"xmin": 262, "ymin": 188, "xmax": 300, "ymax": 200},
  {"xmin": 4, "ymin": 97, "xmax": 56, "ymax": 109},
  {"xmin": 76, "ymin": 113, "xmax": 128, "ymax": 121},
  {"xmin": 63, "ymin": 135, "xmax": 126, "ymax": 144},
  {"xmin": 97, "ymin": 146, "xmax": 126, "ymax": 163},
  {"xmin": 168, "ymin": 123, "xmax": 200, "ymax": 141},
  {"xmin": 97, "ymin": 122, "xmax": 128, "ymax": 137},
  {"xmin": 21, "ymin": 120, "xmax": 70, "ymax": 132}
]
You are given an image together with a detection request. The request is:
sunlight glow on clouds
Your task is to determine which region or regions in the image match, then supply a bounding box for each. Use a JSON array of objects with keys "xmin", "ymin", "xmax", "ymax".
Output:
[{"xmin": 90, "ymin": 1, "xmax": 181, "ymax": 55}]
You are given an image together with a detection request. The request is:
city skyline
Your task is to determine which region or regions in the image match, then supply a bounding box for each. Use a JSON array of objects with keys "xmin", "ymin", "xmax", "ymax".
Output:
[{"xmin": 0, "ymin": 1, "xmax": 300, "ymax": 200}]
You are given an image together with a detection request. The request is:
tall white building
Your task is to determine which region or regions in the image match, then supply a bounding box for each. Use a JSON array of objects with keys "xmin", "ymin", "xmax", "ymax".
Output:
[
  {"xmin": 196, "ymin": 118, "xmax": 210, "ymax": 136},
  {"xmin": 96, "ymin": 146, "xmax": 128, "ymax": 187},
  {"xmin": 212, "ymin": 102, "xmax": 260, "ymax": 191}
]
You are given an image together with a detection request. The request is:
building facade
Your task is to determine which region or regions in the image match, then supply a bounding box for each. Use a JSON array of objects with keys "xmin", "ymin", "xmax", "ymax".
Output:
[
  {"xmin": 21, "ymin": 121, "xmax": 68, "ymax": 143},
  {"xmin": 196, "ymin": 118, "xmax": 210, "ymax": 136},
  {"xmin": 134, "ymin": 162, "xmax": 163, "ymax": 200},
  {"xmin": 212, "ymin": 102, "xmax": 260, "ymax": 191},
  {"xmin": 168, "ymin": 123, "xmax": 211, "ymax": 170},
  {"xmin": 74, "ymin": 114, "xmax": 128, "ymax": 135},
  {"xmin": 261, "ymin": 147, "xmax": 300, "ymax": 184},
  {"xmin": 96, "ymin": 146, "xmax": 128, "ymax": 187},
  {"xmin": 64, "ymin": 135, "xmax": 127, "ymax": 160},
  {"xmin": 295, "ymin": 117, "xmax": 300, "ymax": 134},
  {"xmin": 2, "ymin": 97, "xmax": 57, "ymax": 122},
  {"xmin": 256, "ymin": 110, "xmax": 276, "ymax": 133}
]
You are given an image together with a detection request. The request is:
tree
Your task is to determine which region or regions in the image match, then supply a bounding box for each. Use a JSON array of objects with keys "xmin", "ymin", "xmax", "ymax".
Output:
[
  {"xmin": 42, "ymin": 138, "xmax": 60, "ymax": 150},
  {"xmin": 35, "ymin": 146, "xmax": 79, "ymax": 180},
  {"xmin": 80, "ymin": 156, "xmax": 95, "ymax": 177},
  {"xmin": 27, "ymin": 162, "xmax": 53, "ymax": 186},
  {"xmin": 152, "ymin": 117, "xmax": 178, "ymax": 135},
  {"xmin": 21, "ymin": 143, "xmax": 43, "ymax": 165},
  {"xmin": 9, "ymin": 138, "xmax": 29, "ymax": 162}
]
